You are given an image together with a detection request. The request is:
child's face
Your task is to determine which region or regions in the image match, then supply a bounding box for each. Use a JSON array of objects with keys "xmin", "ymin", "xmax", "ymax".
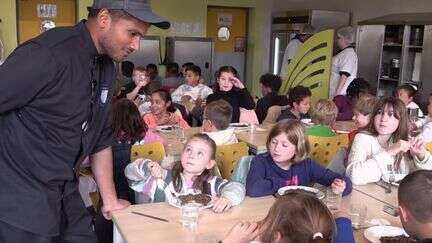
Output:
[
  {"xmin": 218, "ymin": 72, "xmax": 235, "ymax": 91},
  {"xmin": 397, "ymin": 89, "xmax": 412, "ymax": 106},
  {"xmin": 181, "ymin": 139, "xmax": 215, "ymax": 175},
  {"xmin": 269, "ymin": 133, "xmax": 296, "ymax": 164},
  {"xmin": 132, "ymin": 70, "xmax": 147, "ymax": 85},
  {"xmin": 293, "ymin": 96, "xmax": 311, "ymax": 114},
  {"xmin": 374, "ymin": 105, "xmax": 400, "ymax": 136},
  {"xmin": 261, "ymin": 84, "xmax": 272, "ymax": 96},
  {"xmin": 150, "ymin": 93, "xmax": 169, "ymax": 115},
  {"xmin": 353, "ymin": 110, "xmax": 370, "ymax": 128},
  {"xmin": 185, "ymin": 70, "xmax": 200, "ymax": 86}
]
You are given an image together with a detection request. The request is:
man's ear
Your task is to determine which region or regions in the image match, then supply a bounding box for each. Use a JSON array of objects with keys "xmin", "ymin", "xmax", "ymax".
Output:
[
  {"xmin": 96, "ymin": 8, "xmax": 112, "ymax": 30},
  {"xmin": 399, "ymin": 205, "xmax": 409, "ymax": 222}
]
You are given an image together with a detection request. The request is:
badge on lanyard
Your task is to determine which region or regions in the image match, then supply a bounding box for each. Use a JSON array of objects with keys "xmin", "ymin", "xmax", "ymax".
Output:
[{"xmin": 100, "ymin": 87, "xmax": 109, "ymax": 104}]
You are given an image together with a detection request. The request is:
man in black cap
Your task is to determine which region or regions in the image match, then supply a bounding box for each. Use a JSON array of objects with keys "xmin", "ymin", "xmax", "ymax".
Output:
[{"xmin": 0, "ymin": 1, "xmax": 169, "ymax": 242}]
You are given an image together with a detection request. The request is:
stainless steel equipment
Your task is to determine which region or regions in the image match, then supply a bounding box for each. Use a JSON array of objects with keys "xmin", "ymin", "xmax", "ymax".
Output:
[
  {"xmin": 166, "ymin": 37, "xmax": 214, "ymax": 84},
  {"xmin": 126, "ymin": 36, "xmax": 161, "ymax": 67}
]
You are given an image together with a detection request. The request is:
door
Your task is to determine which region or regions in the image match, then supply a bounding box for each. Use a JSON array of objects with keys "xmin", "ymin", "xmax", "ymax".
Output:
[
  {"xmin": 17, "ymin": 0, "xmax": 77, "ymax": 44},
  {"xmin": 356, "ymin": 25, "xmax": 385, "ymax": 94},
  {"xmin": 207, "ymin": 6, "xmax": 248, "ymax": 83}
]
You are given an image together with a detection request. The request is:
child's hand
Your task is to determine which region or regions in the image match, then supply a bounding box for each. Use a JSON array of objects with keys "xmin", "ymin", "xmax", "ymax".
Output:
[
  {"xmin": 222, "ymin": 221, "xmax": 260, "ymax": 243},
  {"xmin": 212, "ymin": 196, "xmax": 233, "ymax": 213},
  {"xmin": 386, "ymin": 140, "xmax": 410, "ymax": 156},
  {"xmin": 331, "ymin": 178, "xmax": 346, "ymax": 195},
  {"xmin": 147, "ymin": 161, "xmax": 164, "ymax": 179},
  {"xmin": 410, "ymin": 136, "xmax": 426, "ymax": 160},
  {"xmin": 229, "ymin": 77, "xmax": 245, "ymax": 89},
  {"xmin": 181, "ymin": 95, "xmax": 193, "ymax": 103}
]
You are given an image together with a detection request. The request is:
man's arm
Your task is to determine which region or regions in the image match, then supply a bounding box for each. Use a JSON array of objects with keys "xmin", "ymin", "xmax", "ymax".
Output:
[{"xmin": 90, "ymin": 147, "xmax": 130, "ymax": 219}]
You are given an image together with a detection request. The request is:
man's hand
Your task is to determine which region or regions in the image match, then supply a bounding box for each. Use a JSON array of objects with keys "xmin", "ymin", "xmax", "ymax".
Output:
[{"xmin": 101, "ymin": 199, "xmax": 130, "ymax": 220}]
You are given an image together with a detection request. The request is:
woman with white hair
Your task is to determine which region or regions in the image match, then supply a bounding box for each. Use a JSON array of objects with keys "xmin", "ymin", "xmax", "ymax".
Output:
[{"xmin": 329, "ymin": 26, "xmax": 358, "ymax": 98}]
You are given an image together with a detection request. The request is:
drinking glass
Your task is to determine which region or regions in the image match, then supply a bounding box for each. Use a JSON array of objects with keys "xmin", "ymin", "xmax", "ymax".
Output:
[
  {"xmin": 181, "ymin": 203, "xmax": 200, "ymax": 229},
  {"xmin": 324, "ymin": 188, "xmax": 342, "ymax": 211},
  {"xmin": 350, "ymin": 203, "xmax": 368, "ymax": 229}
]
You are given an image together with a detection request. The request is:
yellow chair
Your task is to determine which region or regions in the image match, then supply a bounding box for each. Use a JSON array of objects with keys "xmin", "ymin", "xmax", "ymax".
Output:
[
  {"xmin": 308, "ymin": 134, "xmax": 349, "ymax": 167},
  {"xmin": 426, "ymin": 143, "xmax": 432, "ymax": 153},
  {"xmin": 130, "ymin": 141, "xmax": 166, "ymax": 162},
  {"xmin": 279, "ymin": 29, "xmax": 335, "ymax": 100},
  {"xmin": 215, "ymin": 142, "xmax": 249, "ymax": 179}
]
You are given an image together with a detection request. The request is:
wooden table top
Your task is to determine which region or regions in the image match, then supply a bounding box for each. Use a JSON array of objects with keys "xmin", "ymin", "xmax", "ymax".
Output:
[
  {"xmin": 353, "ymin": 183, "xmax": 398, "ymax": 208},
  {"xmin": 112, "ymin": 184, "xmax": 401, "ymax": 243}
]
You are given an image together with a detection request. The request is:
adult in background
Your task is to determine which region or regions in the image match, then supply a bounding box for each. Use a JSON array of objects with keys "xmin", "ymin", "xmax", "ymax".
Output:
[
  {"xmin": 329, "ymin": 26, "xmax": 358, "ymax": 98},
  {"xmin": 279, "ymin": 24, "xmax": 315, "ymax": 79},
  {"xmin": 0, "ymin": 0, "xmax": 169, "ymax": 242}
]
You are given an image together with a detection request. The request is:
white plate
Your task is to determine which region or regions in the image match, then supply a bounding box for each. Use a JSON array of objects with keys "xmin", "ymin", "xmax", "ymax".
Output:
[
  {"xmin": 364, "ymin": 226, "xmax": 408, "ymax": 243},
  {"xmin": 382, "ymin": 173, "xmax": 406, "ymax": 186},
  {"xmin": 167, "ymin": 194, "xmax": 214, "ymax": 210},
  {"xmin": 229, "ymin": 123, "xmax": 250, "ymax": 128},
  {"xmin": 277, "ymin": 186, "xmax": 325, "ymax": 199},
  {"xmin": 156, "ymin": 125, "xmax": 175, "ymax": 133},
  {"xmin": 335, "ymin": 130, "xmax": 351, "ymax": 134}
]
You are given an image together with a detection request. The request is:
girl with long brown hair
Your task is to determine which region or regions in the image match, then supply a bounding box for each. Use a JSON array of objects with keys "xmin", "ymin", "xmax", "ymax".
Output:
[
  {"xmin": 347, "ymin": 96, "xmax": 432, "ymax": 185},
  {"xmin": 125, "ymin": 133, "xmax": 245, "ymax": 213},
  {"xmin": 222, "ymin": 192, "xmax": 355, "ymax": 243}
]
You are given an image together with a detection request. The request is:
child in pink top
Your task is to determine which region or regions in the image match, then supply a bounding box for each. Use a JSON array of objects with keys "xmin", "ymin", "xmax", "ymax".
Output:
[{"xmin": 143, "ymin": 89, "xmax": 190, "ymax": 129}]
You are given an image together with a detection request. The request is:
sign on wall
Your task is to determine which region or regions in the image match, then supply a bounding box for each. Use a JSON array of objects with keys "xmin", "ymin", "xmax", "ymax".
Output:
[
  {"xmin": 217, "ymin": 13, "xmax": 233, "ymax": 26},
  {"xmin": 37, "ymin": 4, "xmax": 57, "ymax": 18}
]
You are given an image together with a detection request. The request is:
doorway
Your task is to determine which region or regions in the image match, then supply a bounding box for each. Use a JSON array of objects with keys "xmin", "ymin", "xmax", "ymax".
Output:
[{"xmin": 207, "ymin": 6, "xmax": 248, "ymax": 83}]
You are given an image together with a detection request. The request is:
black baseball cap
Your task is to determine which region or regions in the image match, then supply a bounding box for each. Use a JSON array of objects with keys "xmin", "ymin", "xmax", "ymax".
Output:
[{"xmin": 90, "ymin": 0, "xmax": 170, "ymax": 29}]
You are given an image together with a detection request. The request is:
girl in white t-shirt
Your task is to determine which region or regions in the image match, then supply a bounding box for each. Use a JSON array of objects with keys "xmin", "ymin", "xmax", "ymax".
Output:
[{"xmin": 329, "ymin": 26, "xmax": 358, "ymax": 98}]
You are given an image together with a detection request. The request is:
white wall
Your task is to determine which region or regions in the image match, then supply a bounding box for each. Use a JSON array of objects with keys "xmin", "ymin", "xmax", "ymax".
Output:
[{"xmin": 272, "ymin": 0, "xmax": 432, "ymax": 26}]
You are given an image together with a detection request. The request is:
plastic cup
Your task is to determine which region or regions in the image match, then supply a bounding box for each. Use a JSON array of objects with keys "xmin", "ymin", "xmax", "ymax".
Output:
[{"xmin": 181, "ymin": 203, "xmax": 200, "ymax": 229}]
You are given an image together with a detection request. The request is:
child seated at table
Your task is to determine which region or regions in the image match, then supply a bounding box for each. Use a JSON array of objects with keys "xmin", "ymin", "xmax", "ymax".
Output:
[
  {"xmin": 349, "ymin": 95, "xmax": 378, "ymax": 141},
  {"xmin": 346, "ymin": 97, "xmax": 432, "ymax": 185},
  {"xmin": 398, "ymin": 170, "xmax": 432, "ymax": 242},
  {"xmin": 222, "ymin": 192, "xmax": 355, "ymax": 243},
  {"xmin": 245, "ymin": 120, "xmax": 352, "ymax": 197},
  {"xmin": 143, "ymin": 89, "xmax": 190, "ymax": 129},
  {"xmin": 171, "ymin": 65, "xmax": 213, "ymax": 107},
  {"xmin": 333, "ymin": 77, "xmax": 371, "ymax": 121},
  {"xmin": 307, "ymin": 99, "xmax": 338, "ymax": 137},
  {"xmin": 277, "ymin": 85, "xmax": 311, "ymax": 122},
  {"xmin": 125, "ymin": 133, "xmax": 245, "ymax": 213},
  {"xmin": 202, "ymin": 100, "xmax": 238, "ymax": 146},
  {"xmin": 206, "ymin": 66, "xmax": 255, "ymax": 123},
  {"xmin": 255, "ymin": 73, "xmax": 289, "ymax": 123},
  {"xmin": 396, "ymin": 83, "xmax": 424, "ymax": 117}
]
